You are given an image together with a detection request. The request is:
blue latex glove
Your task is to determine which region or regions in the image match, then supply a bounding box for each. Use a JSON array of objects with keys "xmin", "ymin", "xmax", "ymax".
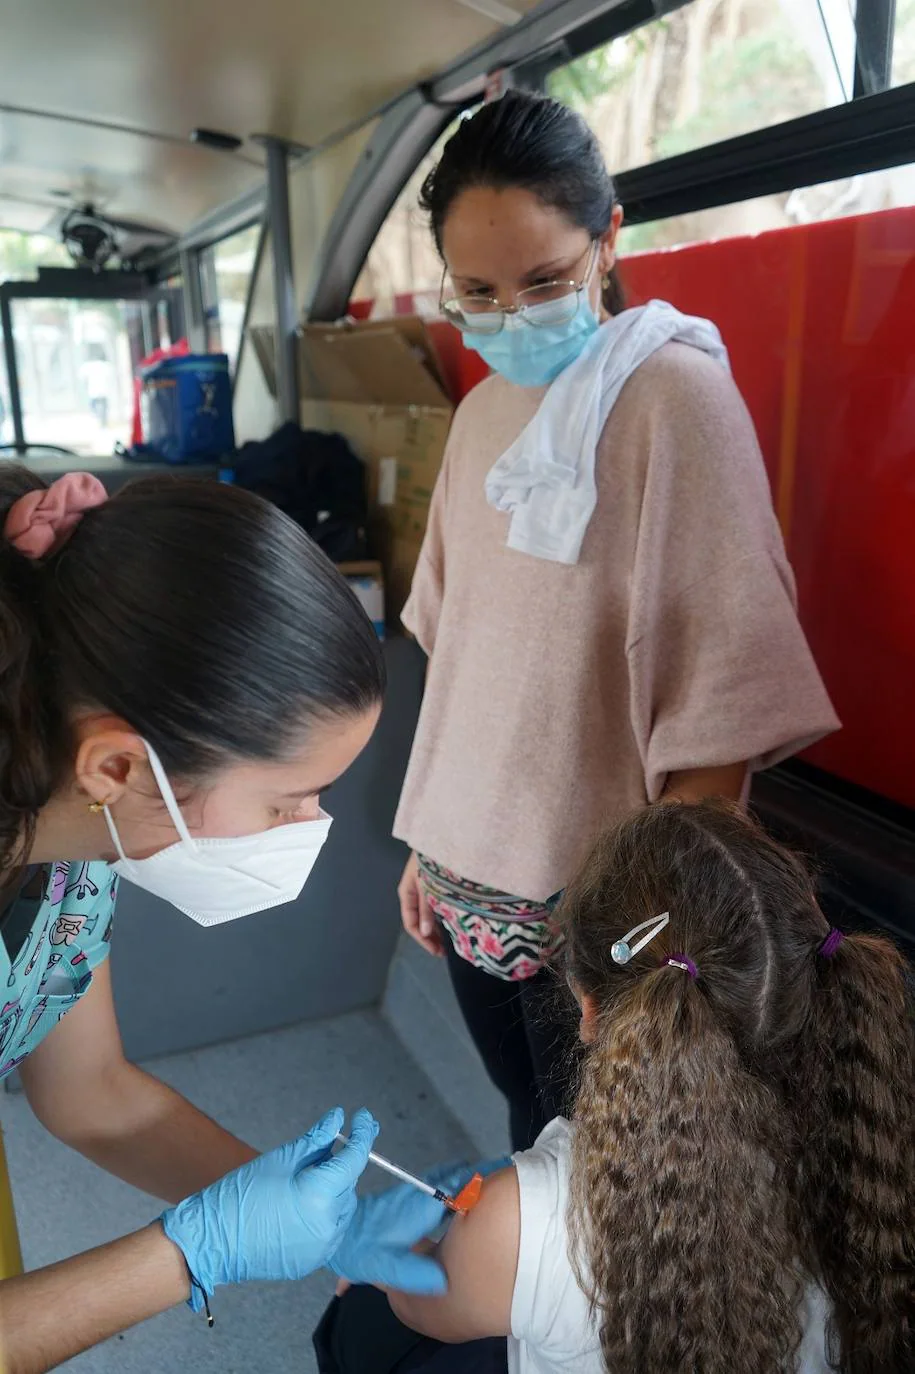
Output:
[
  {"xmin": 161, "ymin": 1107, "xmax": 378, "ymax": 1311},
  {"xmin": 330, "ymin": 1156, "xmax": 512, "ymax": 1295}
]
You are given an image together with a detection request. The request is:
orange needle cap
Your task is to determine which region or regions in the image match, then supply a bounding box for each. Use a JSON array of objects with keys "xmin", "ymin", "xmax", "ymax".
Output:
[{"xmin": 453, "ymin": 1172, "xmax": 484, "ymax": 1214}]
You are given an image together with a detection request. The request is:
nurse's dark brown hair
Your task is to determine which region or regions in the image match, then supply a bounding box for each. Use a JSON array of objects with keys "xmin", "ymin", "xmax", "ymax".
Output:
[
  {"xmin": 420, "ymin": 90, "xmax": 625, "ymax": 314},
  {"xmin": 0, "ymin": 465, "xmax": 384, "ymax": 871},
  {"xmin": 558, "ymin": 798, "xmax": 915, "ymax": 1374}
]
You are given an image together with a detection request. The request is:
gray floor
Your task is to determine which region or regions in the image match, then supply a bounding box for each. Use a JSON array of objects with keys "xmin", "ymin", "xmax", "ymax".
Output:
[{"xmin": 1, "ymin": 1011, "xmax": 477, "ymax": 1374}]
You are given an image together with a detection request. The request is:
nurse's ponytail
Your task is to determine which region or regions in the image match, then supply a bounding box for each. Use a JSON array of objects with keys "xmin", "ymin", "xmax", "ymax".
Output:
[
  {"xmin": 421, "ymin": 90, "xmax": 626, "ymax": 314},
  {"xmin": 0, "ymin": 464, "xmax": 385, "ymax": 874},
  {"xmin": 0, "ymin": 467, "xmax": 70, "ymax": 869}
]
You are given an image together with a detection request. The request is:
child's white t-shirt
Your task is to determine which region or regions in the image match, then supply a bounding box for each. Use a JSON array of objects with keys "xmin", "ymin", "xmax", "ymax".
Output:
[{"xmin": 508, "ymin": 1117, "xmax": 834, "ymax": 1374}]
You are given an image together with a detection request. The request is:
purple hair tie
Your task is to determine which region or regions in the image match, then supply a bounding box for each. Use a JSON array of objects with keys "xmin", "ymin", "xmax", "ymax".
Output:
[
  {"xmin": 664, "ymin": 953, "xmax": 698, "ymax": 980},
  {"xmin": 819, "ymin": 927, "xmax": 845, "ymax": 959}
]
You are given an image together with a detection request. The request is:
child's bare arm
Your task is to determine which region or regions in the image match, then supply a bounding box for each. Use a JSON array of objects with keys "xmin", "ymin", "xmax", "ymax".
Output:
[{"xmin": 387, "ymin": 1166, "xmax": 520, "ymax": 1344}]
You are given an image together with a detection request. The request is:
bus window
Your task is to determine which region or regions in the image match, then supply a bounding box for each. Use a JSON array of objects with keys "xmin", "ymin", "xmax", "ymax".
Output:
[
  {"xmin": 548, "ymin": 0, "xmax": 855, "ymax": 176},
  {"xmin": 541, "ymin": 1, "xmax": 913, "ymax": 254},
  {"xmin": 352, "ymin": 117, "xmax": 468, "ymax": 318},
  {"xmin": 893, "ymin": 0, "xmax": 915, "ymax": 83},
  {"xmin": 0, "ymin": 228, "xmax": 71, "ymax": 281},
  {"xmin": 0, "ymin": 331, "xmax": 9, "ymax": 447},
  {"xmin": 0, "ymin": 227, "xmax": 147, "ymax": 455},
  {"xmin": 200, "ymin": 223, "xmax": 261, "ymax": 370},
  {"xmin": 11, "ymin": 296, "xmax": 144, "ymax": 456},
  {"xmin": 618, "ymin": 159, "xmax": 915, "ymax": 255}
]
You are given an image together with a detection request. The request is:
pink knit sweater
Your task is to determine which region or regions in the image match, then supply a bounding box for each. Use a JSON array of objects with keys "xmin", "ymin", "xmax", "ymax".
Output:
[{"xmin": 394, "ymin": 343, "xmax": 839, "ymax": 901}]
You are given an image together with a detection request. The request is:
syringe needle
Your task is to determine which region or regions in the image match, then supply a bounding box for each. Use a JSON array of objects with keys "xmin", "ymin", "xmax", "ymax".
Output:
[{"xmin": 334, "ymin": 1132, "xmax": 462, "ymax": 1211}]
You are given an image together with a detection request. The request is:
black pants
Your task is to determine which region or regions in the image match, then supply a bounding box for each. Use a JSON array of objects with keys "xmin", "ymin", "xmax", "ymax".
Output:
[
  {"xmin": 444, "ymin": 939, "xmax": 579, "ymax": 1151},
  {"xmin": 314, "ymin": 1285, "xmax": 508, "ymax": 1374}
]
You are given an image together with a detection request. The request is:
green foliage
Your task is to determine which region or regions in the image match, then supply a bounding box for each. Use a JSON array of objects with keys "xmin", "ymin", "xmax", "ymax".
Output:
[
  {"xmin": 656, "ymin": 28, "xmax": 821, "ymax": 162},
  {"xmin": 550, "ymin": 4, "xmax": 827, "ymax": 169},
  {"xmin": 619, "ymin": 220, "xmax": 670, "ymax": 253},
  {"xmin": 548, "ymin": 31, "xmax": 654, "ymax": 110},
  {"xmin": 893, "ymin": 0, "xmax": 915, "ymax": 84},
  {"xmin": 0, "ymin": 230, "xmax": 70, "ymax": 282}
]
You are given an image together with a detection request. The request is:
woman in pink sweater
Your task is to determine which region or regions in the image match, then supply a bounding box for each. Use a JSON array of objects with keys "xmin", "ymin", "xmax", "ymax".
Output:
[{"xmin": 394, "ymin": 91, "xmax": 838, "ymax": 1150}]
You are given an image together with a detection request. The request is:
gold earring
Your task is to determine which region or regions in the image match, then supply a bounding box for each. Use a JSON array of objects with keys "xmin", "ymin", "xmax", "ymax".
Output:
[{"xmin": 88, "ymin": 800, "xmax": 110, "ymax": 814}]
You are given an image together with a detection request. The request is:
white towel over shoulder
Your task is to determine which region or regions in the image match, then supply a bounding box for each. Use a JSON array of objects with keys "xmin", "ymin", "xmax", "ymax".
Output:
[{"xmin": 484, "ymin": 299, "xmax": 731, "ymax": 565}]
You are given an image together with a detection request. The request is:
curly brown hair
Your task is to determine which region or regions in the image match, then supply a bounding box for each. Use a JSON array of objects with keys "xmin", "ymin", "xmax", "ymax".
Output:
[
  {"xmin": 793, "ymin": 930, "xmax": 915, "ymax": 1371},
  {"xmin": 557, "ymin": 798, "xmax": 915, "ymax": 1373}
]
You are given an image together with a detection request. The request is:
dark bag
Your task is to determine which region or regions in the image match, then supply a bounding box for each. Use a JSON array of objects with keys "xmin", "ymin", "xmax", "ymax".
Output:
[
  {"xmin": 313, "ymin": 1287, "xmax": 509, "ymax": 1374},
  {"xmin": 232, "ymin": 421, "xmax": 368, "ymax": 563}
]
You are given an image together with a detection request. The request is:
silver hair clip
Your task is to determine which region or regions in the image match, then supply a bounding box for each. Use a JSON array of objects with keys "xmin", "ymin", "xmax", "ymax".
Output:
[{"xmin": 611, "ymin": 912, "xmax": 670, "ymax": 965}]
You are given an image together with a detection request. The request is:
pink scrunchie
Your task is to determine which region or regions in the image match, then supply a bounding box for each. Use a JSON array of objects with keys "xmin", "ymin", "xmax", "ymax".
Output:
[{"xmin": 4, "ymin": 472, "xmax": 108, "ymax": 559}]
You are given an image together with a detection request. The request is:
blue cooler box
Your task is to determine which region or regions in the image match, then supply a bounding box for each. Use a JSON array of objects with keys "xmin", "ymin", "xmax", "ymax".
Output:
[{"xmin": 140, "ymin": 353, "xmax": 235, "ymax": 463}]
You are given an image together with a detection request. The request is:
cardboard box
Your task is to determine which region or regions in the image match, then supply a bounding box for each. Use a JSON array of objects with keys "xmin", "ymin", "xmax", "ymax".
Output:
[
  {"xmin": 249, "ymin": 317, "xmax": 453, "ymax": 621},
  {"xmin": 338, "ymin": 560, "xmax": 385, "ymax": 640}
]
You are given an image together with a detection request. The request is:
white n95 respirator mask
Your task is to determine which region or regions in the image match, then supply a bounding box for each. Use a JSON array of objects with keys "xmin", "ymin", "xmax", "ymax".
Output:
[{"xmin": 103, "ymin": 742, "xmax": 332, "ymax": 927}]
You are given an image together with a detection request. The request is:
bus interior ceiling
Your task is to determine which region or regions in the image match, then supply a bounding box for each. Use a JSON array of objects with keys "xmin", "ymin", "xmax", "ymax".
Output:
[
  {"xmin": 1, "ymin": 3, "xmax": 915, "ymax": 1368},
  {"xmin": 0, "ymin": 0, "xmax": 545, "ymax": 245}
]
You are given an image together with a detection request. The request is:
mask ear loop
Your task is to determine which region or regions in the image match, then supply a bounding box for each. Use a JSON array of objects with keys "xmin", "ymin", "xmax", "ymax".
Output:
[
  {"xmin": 103, "ymin": 741, "xmax": 199, "ymax": 864},
  {"xmin": 611, "ymin": 911, "xmax": 670, "ymax": 965},
  {"xmin": 102, "ymin": 805, "xmax": 131, "ymax": 864},
  {"xmin": 142, "ymin": 740, "xmax": 200, "ymax": 850}
]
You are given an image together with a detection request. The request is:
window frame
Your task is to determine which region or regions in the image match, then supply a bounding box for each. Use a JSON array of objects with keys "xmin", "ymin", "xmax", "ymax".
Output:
[
  {"xmin": 337, "ymin": 1, "xmax": 909, "ymax": 317},
  {"xmin": 615, "ymin": 78, "xmax": 915, "ymax": 226},
  {"xmin": 0, "ymin": 268, "xmax": 154, "ymax": 456},
  {"xmin": 540, "ymin": 0, "xmax": 909, "ymax": 228},
  {"xmin": 197, "ymin": 218, "xmax": 266, "ymax": 378}
]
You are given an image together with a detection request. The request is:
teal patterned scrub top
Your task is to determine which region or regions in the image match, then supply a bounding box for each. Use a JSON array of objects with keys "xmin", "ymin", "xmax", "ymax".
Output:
[{"xmin": 0, "ymin": 861, "xmax": 116, "ymax": 1080}]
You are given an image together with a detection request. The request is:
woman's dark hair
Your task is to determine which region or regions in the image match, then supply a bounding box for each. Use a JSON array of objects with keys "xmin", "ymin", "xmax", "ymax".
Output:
[
  {"xmin": 0, "ymin": 466, "xmax": 385, "ymax": 870},
  {"xmin": 420, "ymin": 90, "xmax": 625, "ymax": 314},
  {"xmin": 558, "ymin": 799, "xmax": 915, "ymax": 1374}
]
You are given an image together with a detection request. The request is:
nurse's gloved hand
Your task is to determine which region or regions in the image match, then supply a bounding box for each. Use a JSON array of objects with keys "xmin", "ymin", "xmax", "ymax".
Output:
[
  {"xmin": 330, "ymin": 1157, "xmax": 511, "ymax": 1295},
  {"xmin": 161, "ymin": 1107, "xmax": 377, "ymax": 1311}
]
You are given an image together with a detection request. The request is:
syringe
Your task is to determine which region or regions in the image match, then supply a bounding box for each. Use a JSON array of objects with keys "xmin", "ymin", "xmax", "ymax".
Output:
[{"xmin": 334, "ymin": 1133, "xmax": 481, "ymax": 1214}]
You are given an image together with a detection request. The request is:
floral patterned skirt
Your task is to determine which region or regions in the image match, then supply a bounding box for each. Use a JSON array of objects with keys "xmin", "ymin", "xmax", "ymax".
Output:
[{"xmin": 416, "ymin": 855, "xmax": 563, "ymax": 983}]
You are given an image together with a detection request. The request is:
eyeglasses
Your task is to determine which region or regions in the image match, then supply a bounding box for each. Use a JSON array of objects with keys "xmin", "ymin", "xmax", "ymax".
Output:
[{"xmin": 440, "ymin": 241, "xmax": 599, "ymax": 335}]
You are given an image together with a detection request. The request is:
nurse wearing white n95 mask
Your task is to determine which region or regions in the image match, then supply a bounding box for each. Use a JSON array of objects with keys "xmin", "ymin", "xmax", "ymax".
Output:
[
  {"xmin": 0, "ymin": 468, "xmax": 446, "ymax": 1373},
  {"xmin": 104, "ymin": 740, "xmax": 335, "ymax": 925}
]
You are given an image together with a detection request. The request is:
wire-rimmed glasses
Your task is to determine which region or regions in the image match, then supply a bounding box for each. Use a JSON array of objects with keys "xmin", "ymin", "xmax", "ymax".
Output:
[{"xmin": 440, "ymin": 241, "xmax": 599, "ymax": 335}]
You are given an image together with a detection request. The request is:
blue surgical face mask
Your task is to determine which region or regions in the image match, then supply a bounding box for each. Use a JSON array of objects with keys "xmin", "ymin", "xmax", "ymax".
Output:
[{"xmin": 462, "ymin": 291, "xmax": 600, "ymax": 389}]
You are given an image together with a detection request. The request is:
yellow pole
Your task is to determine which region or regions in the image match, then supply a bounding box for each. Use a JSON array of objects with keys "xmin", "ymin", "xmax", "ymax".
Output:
[{"xmin": 0, "ymin": 1125, "xmax": 22, "ymax": 1279}]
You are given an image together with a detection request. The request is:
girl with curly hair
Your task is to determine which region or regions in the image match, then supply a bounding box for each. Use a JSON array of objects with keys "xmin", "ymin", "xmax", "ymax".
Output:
[{"xmin": 320, "ymin": 799, "xmax": 915, "ymax": 1374}]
